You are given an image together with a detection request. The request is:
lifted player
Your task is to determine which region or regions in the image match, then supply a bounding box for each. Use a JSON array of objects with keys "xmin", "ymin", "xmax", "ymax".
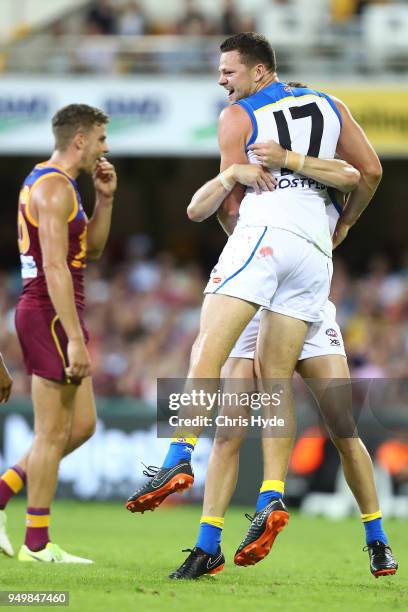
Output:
[{"xmin": 0, "ymin": 104, "xmax": 116, "ymax": 562}]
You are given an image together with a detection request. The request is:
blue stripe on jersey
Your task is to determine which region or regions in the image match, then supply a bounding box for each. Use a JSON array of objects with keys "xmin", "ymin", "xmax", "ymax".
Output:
[
  {"xmin": 237, "ymin": 99, "xmax": 258, "ymax": 148},
  {"xmin": 214, "ymin": 226, "xmax": 267, "ymax": 294},
  {"xmin": 24, "ymin": 166, "xmax": 79, "ymax": 193},
  {"xmin": 237, "ymin": 82, "xmax": 292, "ymax": 112},
  {"xmin": 327, "ymin": 187, "xmax": 343, "ymax": 216},
  {"xmin": 317, "ymin": 93, "xmax": 342, "ymax": 127}
]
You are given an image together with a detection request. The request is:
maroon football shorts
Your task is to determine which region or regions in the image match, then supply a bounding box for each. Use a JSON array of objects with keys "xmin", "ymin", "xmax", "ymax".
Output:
[{"xmin": 15, "ymin": 306, "xmax": 89, "ymax": 383}]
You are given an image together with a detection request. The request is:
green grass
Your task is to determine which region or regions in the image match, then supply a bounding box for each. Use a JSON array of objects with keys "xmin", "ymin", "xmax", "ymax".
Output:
[{"xmin": 1, "ymin": 500, "xmax": 407, "ymax": 611}]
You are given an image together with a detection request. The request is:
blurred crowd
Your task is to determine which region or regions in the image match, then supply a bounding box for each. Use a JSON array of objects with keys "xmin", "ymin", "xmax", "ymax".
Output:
[
  {"xmin": 0, "ymin": 237, "xmax": 407, "ymax": 400},
  {"xmin": 5, "ymin": 0, "xmax": 407, "ymax": 75},
  {"xmin": 76, "ymin": 0, "xmax": 403, "ymax": 37}
]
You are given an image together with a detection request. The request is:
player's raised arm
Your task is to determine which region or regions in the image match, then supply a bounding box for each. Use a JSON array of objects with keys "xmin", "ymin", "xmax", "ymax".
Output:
[
  {"xmin": 249, "ymin": 140, "xmax": 360, "ymax": 193},
  {"xmin": 331, "ymin": 97, "xmax": 383, "ymax": 248},
  {"xmin": 35, "ymin": 177, "xmax": 91, "ymax": 379},
  {"xmin": 87, "ymin": 156, "xmax": 117, "ymax": 260}
]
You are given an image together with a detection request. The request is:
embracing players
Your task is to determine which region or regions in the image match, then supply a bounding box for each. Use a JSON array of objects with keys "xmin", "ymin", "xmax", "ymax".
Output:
[
  {"xmin": 127, "ymin": 33, "xmax": 397, "ymax": 580},
  {"xmin": 0, "ymin": 104, "xmax": 116, "ymax": 562}
]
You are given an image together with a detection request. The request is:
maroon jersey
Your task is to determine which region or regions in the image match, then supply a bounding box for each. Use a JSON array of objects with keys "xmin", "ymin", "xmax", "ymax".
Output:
[{"xmin": 17, "ymin": 163, "xmax": 87, "ymax": 310}]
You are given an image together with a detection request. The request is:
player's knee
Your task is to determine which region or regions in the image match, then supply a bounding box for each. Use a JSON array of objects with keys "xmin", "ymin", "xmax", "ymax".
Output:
[
  {"xmin": 35, "ymin": 427, "xmax": 70, "ymax": 452},
  {"xmin": 213, "ymin": 435, "xmax": 242, "ymax": 457},
  {"xmin": 189, "ymin": 334, "xmax": 226, "ymax": 375},
  {"xmin": 331, "ymin": 435, "xmax": 362, "ymax": 457}
]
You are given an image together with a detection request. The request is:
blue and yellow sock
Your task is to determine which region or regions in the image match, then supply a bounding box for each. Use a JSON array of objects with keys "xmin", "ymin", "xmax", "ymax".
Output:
[
  {"xmin": 162, "ymin": 437, "xmax": 197, "ymax": 469},
  {"xmin": 196, "ymin": 516, "xmax": 224, "ymax": 555},
  {"xmin": 256, "ymin": 480, "xmax": 284, "ymax": 513},
  {"xmin": 362, "ymin": 510, "xmax": 388, "ymax": 545}
]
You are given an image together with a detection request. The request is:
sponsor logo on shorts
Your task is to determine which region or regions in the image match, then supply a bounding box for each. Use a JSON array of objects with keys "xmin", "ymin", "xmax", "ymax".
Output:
[
  {"xmin": 212, "ymin": 277, "xmax": 222, "ymax": 284},
  {"xmin": 258, "ymin": 246, "xmax": 273, "ymax": 258},
  {"xmin": 325, "ymin": 328, "xmax": 338, "ymax": 338},
  {"xmin": 330, "ymin": 339, "xmax": 341, "ymax": 346}
]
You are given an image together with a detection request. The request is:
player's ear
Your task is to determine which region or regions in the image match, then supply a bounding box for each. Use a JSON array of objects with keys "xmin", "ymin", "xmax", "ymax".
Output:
[
  {"xmin": 253, "ymin": 63, "xmax": 266, "ymax": 83},
  {"xmin": 73, "ymin": 131, "xmax": 86, "ymax": 151}
]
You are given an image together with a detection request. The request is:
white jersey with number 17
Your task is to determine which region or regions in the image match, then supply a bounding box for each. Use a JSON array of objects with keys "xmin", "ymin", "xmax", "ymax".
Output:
[{"xmin": 235, "ymin": 81, "xmax": 342, "ymax": 256}]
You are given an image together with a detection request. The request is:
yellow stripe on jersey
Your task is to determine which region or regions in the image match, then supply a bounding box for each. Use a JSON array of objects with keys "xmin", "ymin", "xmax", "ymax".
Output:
[
  {"xmin": 18, "ymin": 210, "xmax": 31, "ymax": 255},
  {"xmin": 254, "ymin": 93, "xmax": 321, "ymax": 115},
  {"xmin": 2, "ymin": 468, "xmax": 24, "ymax": 494},
  {"xmin": 25, "ymin": 173, "xmax": 78, "ymax": 228},
  {"xmin": 36, "ymin": 162, "xmax": 75, "ymax": 180}
]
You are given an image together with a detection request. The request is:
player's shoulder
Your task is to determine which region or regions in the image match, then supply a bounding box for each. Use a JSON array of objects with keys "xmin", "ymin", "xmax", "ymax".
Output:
[
  {"xmin": 218, "ymin": 104, "xmax": 252, "ymax": 137},
  {"xmin": 219, "ymin": 103, "xmax": 248, "ymax": 121},
  {"xmin": 31, "ymin": 172, "xmax": 74, "ymax": 215}
]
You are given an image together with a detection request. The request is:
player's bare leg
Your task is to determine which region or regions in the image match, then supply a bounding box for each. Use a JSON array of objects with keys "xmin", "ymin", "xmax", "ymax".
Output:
[
  {"xmin": 14, "ymin": 376, "xmax": 96, "ymax": 479},
  {"xmin": 297, "ymin": 355, "xmax": 380, "ymax": 513},
  {"xmin": 234, "ymin": 311, "xmax": 307, "ymax": 567},
  {"xmin": 17, "ymin": 375, "xmax": 93, "ymax": 563},
  {"xmin": 127, "ymin": 294, "xmax": 258, "ymax": 513},
  {"xmin": 26, "ymin": 376, "xmax": 75, "ymax": 509},
  {"xmin": 201, "ymin": 358, "xmax": 254, "ymax": 519},
  {"xmin": 188, "ymin": 294, "xmax": 259, "ymax": 379},
  {"xmin": 297, "ymin": 355, "xmax": 397, "ymax": 577},
  {"xmin": 169, "ymin": 357, "xmax": 253, "ymax": 580}
]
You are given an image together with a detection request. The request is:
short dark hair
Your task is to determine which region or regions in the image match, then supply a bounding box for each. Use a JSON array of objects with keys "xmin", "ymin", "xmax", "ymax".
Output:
[
  {"xmin": 220, "ymin": 32, "xmax": 276, "ymax": 72},
  {"xmin": 287, "ymin": 81, "xmax": 308, "ymax": 88},
  {"xmin": 52, "ymin": 103, "xmax": 109, "ymax": 151}
]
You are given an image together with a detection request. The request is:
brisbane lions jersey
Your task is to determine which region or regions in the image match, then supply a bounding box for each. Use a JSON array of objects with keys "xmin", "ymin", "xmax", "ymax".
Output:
[{"xmin": 17, "ymin": 163, "xmax": 87, "ymax": 310}]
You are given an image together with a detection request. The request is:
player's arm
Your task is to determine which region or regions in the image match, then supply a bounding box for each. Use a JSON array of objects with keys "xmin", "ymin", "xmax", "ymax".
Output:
[
  {"xmin": 249, "ymin": 140, "xmax": 360, "ymax": 193},
  {"xmin": 216, "ymin": 105, "xmax": 254, "ymax": 234},
  {"xmin": 187, "ymin": 163, "xmax": 276, "ymax": 222},
  {"xmin": 0, "ymin": 353, "xmax": 12, "ymax": 403},
  {"xmin": 35, "ymin": 178, "xmax": 90, "ymax": 379},
  {"xmin": 86, "ymin": 157, "xmax": 117, "ymax": 260},
  {"xmin": 331, "ymin": 97, "xmax": 383, "ymax": 248}
]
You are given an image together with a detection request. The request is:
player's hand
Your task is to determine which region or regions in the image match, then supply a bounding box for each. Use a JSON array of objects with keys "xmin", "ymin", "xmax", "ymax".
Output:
[
  {"xmin": 66, "ymin": 338, "xmax": 91, "ymax": 380},
  {"xmin": 249, "ymin": 140, "xmax": 286, "ymax": 168},
  {"xmin": 232, "ymin": 164, "xmax": 276, "ymax": 195},
  {"xmin": 0, "ymin": 354, "xmax": 13, "ymax": 403},
  {"xmin": 332, "ymin": 219, "xmax": 351, "ymax": 249},
  {"xmin": 93, "ymin": 157, "xmax": 117, "ymax": 200}
]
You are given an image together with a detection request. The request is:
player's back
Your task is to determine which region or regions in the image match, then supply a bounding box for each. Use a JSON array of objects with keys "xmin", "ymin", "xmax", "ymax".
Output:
[
  {"xmin": 17, "ymin": 163, "xmax": 87, "ymax": 310},
  {"xmin": 236, "ymin": 81, "xmax": 342, "ymax": 256}
]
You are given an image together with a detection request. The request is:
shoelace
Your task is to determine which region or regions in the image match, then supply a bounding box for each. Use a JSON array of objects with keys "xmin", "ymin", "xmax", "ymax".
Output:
[
  {"xmin": 176, "ymin": 548, "xmax": 200, "ymax": 572},
  {"xmin": 363, "ymin": 543, "xmax": 389, "ymax": 553},
  {"xmin": 141, "ymin": 463, "xmax": 160, "ymax": 478}
]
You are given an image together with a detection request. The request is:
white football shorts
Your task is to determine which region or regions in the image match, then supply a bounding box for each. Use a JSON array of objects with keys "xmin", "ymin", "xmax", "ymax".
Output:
[
  {"xmin": 230, "ymin": 300, "xmax": 346, "ymax": 361},
  {"xmin": 204, "ymin": 226, "xmax": 332, "ymax": 323}
]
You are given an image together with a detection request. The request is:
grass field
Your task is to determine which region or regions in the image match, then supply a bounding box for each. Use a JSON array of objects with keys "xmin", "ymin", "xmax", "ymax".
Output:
[{"xmin": 0, "ymin": 499, "xmax": 407, "ymax": 611}]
